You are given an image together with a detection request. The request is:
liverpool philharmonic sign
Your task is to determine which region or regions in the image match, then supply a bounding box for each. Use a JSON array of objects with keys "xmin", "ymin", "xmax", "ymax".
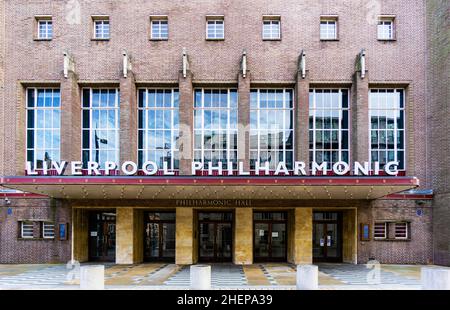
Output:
[{"xmin": 25, "ymin": 160, "xmax": 401, "ymax": 176}]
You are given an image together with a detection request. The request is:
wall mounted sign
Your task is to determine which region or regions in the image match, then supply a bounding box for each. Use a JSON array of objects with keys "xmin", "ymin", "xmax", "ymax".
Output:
[
  {"xmin": 59, "ymin": 223, "xmax": 68, "ymax": 240},
  {"xmin": 360, "ymin": 223, "xmax": 371, "ymax": 241},
  {"xmin": 176, "ymin": 199, "xmax": 251, "ymax": 207},
  {"xmin": 25, "ymin": 160, "xmax": 401, "ymax": 176}
]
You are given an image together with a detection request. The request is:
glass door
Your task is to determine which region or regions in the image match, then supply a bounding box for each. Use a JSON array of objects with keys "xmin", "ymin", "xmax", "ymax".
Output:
[
  {"xmin": 271, "ymin": 223, "xmax": 287, "ymax": 259},
  {"xmin": 144, "ymin": 212, "xmax": 175, "ymax": 262},
  {"xmin": 88, "ymin": 211, "xmax": 116, "ymax": 262},
  {"xmin": 313, "ymin": 212, "xmax": 342, "ymax": 262},
  {"xmin": 254, "ymin": 212, "xmax": 287, "ymax": 262},
  {"xmin": 198, "ymin": 212, "xmax": 233, "ymax": 262},
  {"xmin": 254, "ymin": 223, "xmax": 270, "ymax": 259},
  {"xmin": 216, "ymin": 223, "xmax": 232, "ymax": 260},
  {"xmin": 199, "ymin": 223, "xmax": 215, "ymax": 260}
]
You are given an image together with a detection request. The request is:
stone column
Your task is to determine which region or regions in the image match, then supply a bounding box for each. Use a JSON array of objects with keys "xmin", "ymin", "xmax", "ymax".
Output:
[
  {"xmin": 351, "ymin": 71, "xmax": 369, "ymax": 163},
  {"xmin": 72, "ymin": 208, "xmax": 88, "ymax": 262},
  {"xmin": 290, "ymin": 207, "xmax": 313, "ymax": 264},
  {"xmin": 343, "ymin": 209, "xmax": 357, "ymax": 264},
  {"xmin": 119, "ymin": 71, "xmax": 137, "ymax": 166},
  {"xmin": 295, "ymin": 72, "xmax": 310, "ymax": 171},
  {"xmin": 60, "ymin": 72, "xmax": 81, "ymax": 165},
  {"xmin": 238, "ymin": 73, "xmax": 250, "ymax": 170},
  {"xmin": 234, "ymin": 208, "xmax": 253, "ymax": 264},
  {"xmin": 178, "ymin": 72, "xmax": 194, "ymax": 175},
  {"xmin": 175, "ymin": 207, "xmax": 194, "ymax": 264},
  {"xmin": 116, "ymin": 207, "xmax": 141, "ymax": 264}
]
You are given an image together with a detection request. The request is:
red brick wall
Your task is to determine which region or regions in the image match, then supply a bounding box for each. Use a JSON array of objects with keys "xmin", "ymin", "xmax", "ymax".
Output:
[
  {"xmin": 0, "ymin": 1, "xmax": 437, "ymax": 264},
  {"xmin": 2, "ymin": 0, "xmax": 430, "ymax": 185},
  {"xmin": 357, "ymin": 199, "xmax": 433, "ymax": 264},
  {"xmin": 0, "ymin": 198, "xmax": 71, "ymax": 263},
  {"xmin": 427, "ymin": 0, "xmax": 450, "ymax": 266}
]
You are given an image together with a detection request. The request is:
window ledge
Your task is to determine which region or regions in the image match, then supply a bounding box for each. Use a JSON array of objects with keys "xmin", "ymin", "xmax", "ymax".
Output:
[
  {"xmin": 17, "ymin": 238, "xmax": 54, "ymax": 241},
  {"xmin": 373, "ymin": 238, "xmax": 410, "ymax": 242},
  {"xmin": 262, "ymin": 38, "xmax": 281, "ymax": 41},
  {"xmin": 91, "ymin": 38, "xmax": 110, "ymax": 41},
  {"xmin": 206, "ymin": 38, "xmax": 225, "ymax": 41},
  {"xmin": 150, "ymin": 38, "xmax": 169, "ymax": 41},
  {"xmin": 320, "ymin": 39, "xmax": 339, "ymax": 41},
  {"xmin": 378, "ymin": 38, "xmax": 397, "ymax": 42},
  {"xmin": 34, "ymin": 38, "xmax": 52, "ymax": 41}
]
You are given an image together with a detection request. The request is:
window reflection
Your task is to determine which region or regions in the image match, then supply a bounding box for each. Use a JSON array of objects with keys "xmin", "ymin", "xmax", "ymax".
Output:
[
  {"xmin": 138, "ymin": 89, "xmax": 179, "ymax": 170},
  {"xmin": 309, "ymin": 89, "xmax": 350, "ymax": 170},
  {"xmin": 82, "ymin": 89, "xmax": 120, "ymax": 168},
  {"xmin": 193, "ymin": 89, "xmax": 238, "ymax": 170},
  {"xmin": 250, "ymin": 89, "xmax": 294, "ymax": 171},
  {"xmin": 369, "ymin": 89, "xmax": 405, "ymax": 170},
  {"xmin": 26, "ymin": 88, "xmax": 61, "ymax": 169}
]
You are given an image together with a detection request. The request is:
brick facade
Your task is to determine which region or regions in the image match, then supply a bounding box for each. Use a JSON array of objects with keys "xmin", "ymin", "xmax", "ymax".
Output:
[
  {"xmin": 0, "ymin": 0, "xmax": 445, "ymax": 265},
  {"xmin": 0, "ymin": 198, "xmax": 71, "ymax": 263},
  {"xmin": 427, "ymin": 0, "xmax": 450, "ymax": 266}
]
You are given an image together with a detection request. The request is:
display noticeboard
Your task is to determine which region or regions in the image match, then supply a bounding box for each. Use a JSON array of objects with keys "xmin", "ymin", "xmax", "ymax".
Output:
[
  {"xmin": 59, "ymin": 223, "xmax": 68, "ymax": 241},
  {"xmin": 360, "ymin": 223, "xmax": 370, "ymax": 241}
]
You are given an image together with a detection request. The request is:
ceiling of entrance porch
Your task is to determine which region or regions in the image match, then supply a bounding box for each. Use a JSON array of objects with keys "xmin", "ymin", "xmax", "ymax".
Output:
[{"xmin": 0, "ymin": 176, "xmax": 419, "ymax": 200}]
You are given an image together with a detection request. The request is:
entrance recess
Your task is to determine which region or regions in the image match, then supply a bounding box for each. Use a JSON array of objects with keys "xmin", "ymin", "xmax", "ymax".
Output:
[
  {"xmin": 313, "ymin": 212, "xmax": 343, "ymax": 262},
  {"xmin": 144, "ymin": 212, "xmax": 176, "ymax": 262},
  {"xmin": 254, "ymin": 212, "xmax": 287, "ymax": 262},
  {"xmin": 198, "ymin": 212, "xmax": 233, "ymax": 262},
  {"xmin": 88, "ymin": 211, "xmax": 116, "ymax": 262}
]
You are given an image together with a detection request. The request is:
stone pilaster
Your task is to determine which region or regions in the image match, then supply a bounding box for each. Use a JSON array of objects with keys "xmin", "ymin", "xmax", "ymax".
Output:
[
  {"xmin": 175, "ymin": 207, "xmax": 194, "ymax": 264},
  {"xmin": 238, "ymin": 73, "xmax": 250, "ymax": 170},
  {"xmin": 290, "ymin": 207, "xmax": 312, "ymax": 264},
  {"xmin": 178, "ymin": 72, "xmax": 194, "ymax": 175},
  {"xmin": 116, "ymin": 208, "xmax": 142, "ymax": 264},
  {"xmin": 343, "ymin": 209, "xmax": 358, "ymax": 264},
  {"xmin": 351, "ymin": 71, "xmax": 369, "ymax": 163},
  {"xmin": 234, "ymin": 208, "xmax": 253, "ymax": 264},
  {"xmin": 295, "ymin": 72, "xmax": 310, "ymax": 171},
  {"xmin": 72, "ymin": 208, "xmax": 88, "ymax": 262},
  {"xmin": 60, "ymin": 72, "xmax": 81, "ymax": 165},
  {"xmin": 119, "ymin": 72, "xmax": 137, "ymax": 166}
]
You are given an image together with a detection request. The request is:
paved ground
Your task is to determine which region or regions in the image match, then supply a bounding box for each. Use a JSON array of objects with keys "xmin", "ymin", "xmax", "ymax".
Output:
[{"xmin": 0, "ymin": 263, "xmax": 446, "ymax": 290}]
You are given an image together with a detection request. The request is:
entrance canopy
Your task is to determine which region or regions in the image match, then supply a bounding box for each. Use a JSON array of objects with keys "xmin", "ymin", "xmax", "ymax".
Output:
[{"xmin": 0, "ymin": 176, "xmax": 419, "ymax": 200}]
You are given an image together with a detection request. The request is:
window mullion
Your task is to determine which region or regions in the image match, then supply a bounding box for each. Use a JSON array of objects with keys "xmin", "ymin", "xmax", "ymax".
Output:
[{"xmin": 338, "ymin": 89, "xmax": 342, "ymax": 162}]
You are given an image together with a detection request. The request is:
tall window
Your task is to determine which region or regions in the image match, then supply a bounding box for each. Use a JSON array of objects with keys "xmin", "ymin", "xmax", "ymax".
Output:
[
  {"xmin": 320, "ymin": 18, "xmax": 337, "ymax": 40},
  {"xmin": 37, "ymin": 18, "xmax": 53, "ymax": 39},
  {"xmin": 309, "ymin": 89, "xmax": 349, "ymax": 170},
  {"xmin": 369, "ymin": 89, "xmax": 405, "ymax": 171},
  {"xmin": 138, "ymin": 89, "xmax": 179, "ymax": 170},
  {"xmin": 378, "ymin": 18, "xmax": 395, "ymax": 40},
  {"xmin": 26, "ymin": 88, "xmax": 61, "ymax": 169},
  {"xmin": 93, "ymin": 17, "xmax": 110, "ymax": 39},
  {"xmin": 194, "ymin": 89, "xmax": 238, "ymax": 170},
  {"xmin": 82, "ymin": 89, "xmax": 120, "ymax": 168},
  {"xmin": 206, "ymin": 18, "xmax": 224, "ymax": 39},
  {"xmin": 250, "ymin": 89, "xmax": 294, "ymax": 170},
  {"xmin": 262, "ymin": 18, "xmax": 281, "ymax": 40},
  {"xmin": 151, "ymin": 18, "xmax": 168, "ymax": 40}
]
